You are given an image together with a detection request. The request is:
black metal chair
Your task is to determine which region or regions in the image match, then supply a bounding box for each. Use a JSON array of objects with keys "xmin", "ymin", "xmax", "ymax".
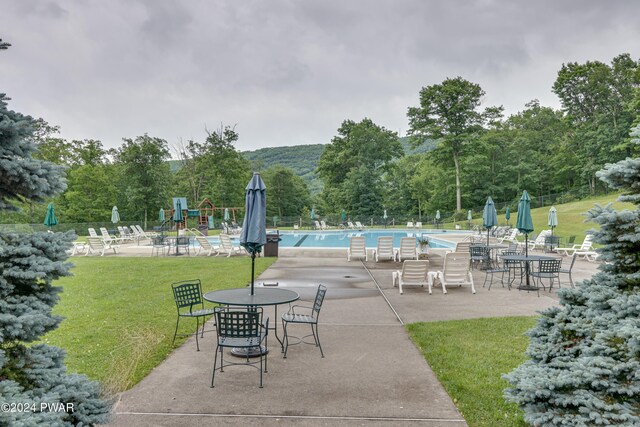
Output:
[
  {"xmin": 531, "ymin": 258, "xmax": 562, "ymax": 292},
  {"xmin": 171, "ymin": 279, "xmax": 215, "ymax": 351},
  {"xmin": 482, "ymin": 257, "xmax": 509, "ymax": 290},
  {"xmin": 176, "ymin": 236, "xmax": 191, "ymax": 255},
  {"xmin": 151, "ymin": 236, "xmax": 168, "ymax": 256},
  {"xmin": 282, "ymin": 284, "xmax": 327, "ymax": 359},
  {"xmin": 559, "ymin": 253, "xmax": 577, "ymax": 288},
  {"xmin": 469, "ymin": 245, "xmax": 490, "ymax": 270},
  {"xmin": 211, "ymin": 307, "xmax": 268, "ymax": 388}
]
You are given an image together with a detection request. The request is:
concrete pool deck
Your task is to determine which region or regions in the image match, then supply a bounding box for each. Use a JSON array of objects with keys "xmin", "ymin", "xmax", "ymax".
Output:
[{"xmin": 105, "ymin": 240, "xmax": 602, "ymax": 426}]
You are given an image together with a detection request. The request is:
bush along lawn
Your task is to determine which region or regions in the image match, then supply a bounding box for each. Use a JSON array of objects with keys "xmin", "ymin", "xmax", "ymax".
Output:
[
  {"xmin": 41, "ymin": 256, "xmax": 276, "ymax": 395},
  {"xmin": 406, "ymin": 316, "xmax": 537, "ymax": 427}
]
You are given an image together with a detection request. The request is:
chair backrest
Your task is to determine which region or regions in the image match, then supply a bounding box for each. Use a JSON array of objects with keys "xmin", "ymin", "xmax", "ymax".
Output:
[
  {"xmin": 320, "ymin": 220, "xmax": 327, "ymax": 229},
  {"xmin": 400, "ymin": 260, "xmax": 429, "ymax": 284},
  {"xmin": 407, "ymin": 221, "xmax": 414, "ymax": 228},
  {"xmin": 87, "ymin": 236, "xmax": 105, "ymax": 249},
  {"xmin": 293, "ymin": 224, "xmax": 299, "ymax": 230},
  {"xmin": 469, "ymin": 245, "xmax": 489, "ymax": 257},
  {"xmin": 312, "ymin": 285, "xmax": 327, "ymax": 317},
  {"xmin": 534, "ymin": 231, "xmax": 550, "ymax": 244},
  {"xmin": 507, "ymin": 242, "xmax": 519, "ymax": 252},
  {"xmin": 399, "ymin": 237, "xmax": 416, "ymax": 255},
  {"xmin": 377, "ymin": 236, "xmax": 393, "ymax": 255},
  {"xmin": 538, "ymin": 259, "xmax": 562, "ymax": 274},
  {"xmin": 152, "ymin": 236, "xmax": 166, "ymax": 247},
  {"xmin": 567, "ymin": 253, "xmax": 577, "ymax": 271},
  {"xmin": 347, "ymin": 221, "xmax": 355, "ymax": 229},
  {"xmin": 172, "ymin": 279, "xmax": 203, "ymax": 312},
  {"xmin": 442, "ymin": 252, "xmax": 471, "ymax": 280},
  {"xmin": 177, "ymin": 236, "xmax": 190, "ymax": 247},
  {"xmin": 196, "ymin": 235, "xmax": 212, "ymax": 249},
  {"xmin": 88, "ymin": 227, "xmax": 98, "ymax": 237},
  {"xmin": 219, "ymin": 234, "xmax": 233, "ymax": 250},
  {"xmin": 455, "ymin": 242, "xmax": 471, "ymax": 253},
  {"xmin": 99, "ymin": 227, "xmax": 110, "ymax": 238},
  {"xmin": 415, "ymin": 222, "xmax": 422, "ymax": 228},
  {"xmin": 216, "ymin": 308, "xmax": 261, "ymax": 339},
  {"xmin": 355, "ymin": 221, "xmax": 364, "ymax": 228},
  {"xmin": 314, "ymin": 221, "xmax": 321, "ymax": 228},
  {"xmin": 566, "ymin": 235, "xmax": 576, "ymax": 245},
  {"xmin": 502, "ymin": 250, "xmax": 521, "ymax": 267},
  {"xmin": 349, "ymin": 236, "xmax": 366, "ymax": 255},
  {"xmin": 580, "ymin": 235, "xmax": 594, "ymax": 250}
]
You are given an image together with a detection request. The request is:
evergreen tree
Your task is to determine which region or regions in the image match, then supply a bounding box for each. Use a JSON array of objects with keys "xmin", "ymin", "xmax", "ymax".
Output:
[
  {"xmin": 504, "ymin": 124, "xmax": 640, "ymax": 426},
  {"xmin": 0, "ymin": 95, "xmax": 110, "ymax": 423}
]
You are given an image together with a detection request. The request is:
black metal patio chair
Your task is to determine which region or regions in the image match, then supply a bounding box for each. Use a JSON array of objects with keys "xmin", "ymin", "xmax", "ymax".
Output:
[
  {"xmin": 559, "ymin": 253, "xmax": 577, "ymax": 289},
  {"xmin": 469, "ymin": 245, "xmax": 490, "ymax": 270},
  {"xmin": 282, "ymin": 284, "xmax": 327, "ymax": 359},
  {"xmin": 211, "ymin": 307, "xmax": 268, "ymax": 388},
  {"xmin": 531, "ymin": 258, "xmax": 562, "ymax": 292},
  {"xmin": 172, "ymin": 279, "xmax": 215, "ymax": 351}
]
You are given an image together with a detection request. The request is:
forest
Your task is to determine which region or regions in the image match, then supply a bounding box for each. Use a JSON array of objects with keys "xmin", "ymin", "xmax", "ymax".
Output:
[{"xmin": 1, "ymin": 53, "xmax": 638, "ymax": 228}]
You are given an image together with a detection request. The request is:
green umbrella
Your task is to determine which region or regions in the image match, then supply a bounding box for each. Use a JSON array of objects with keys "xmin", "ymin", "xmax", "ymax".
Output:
[
  {"xmin": 467, "ymin": 210, "xmax": 472, "ymax": 221},
  {"xmin": 548, "ymin": 206, "xmax": 558, "ymax": 236},
  {"xmin": 435, "ymin": 210, "xmax": 441, "ymax": 220},
  {"xmin": 341, "ymin": 209, "xmax": 347, "ymax": 222},
  {"xmin": 310, "ymin": 208, "xmax": 316, "ymax": 221},
  {"xmin": 240, "ymin": 173, "xmax": 267, "ymax": 295},
  {"xmin": 159, "ymin": 208, "xmax": 165, "ymax": 222},
  {"xmin": 482, "ymin": 196, "xmax": 498, "ymax": 245},
  {"xmin": 516, "ymin": 190, "xmax": 534, "ymax": 289},
  {"xmin": 44, "ymin": 203, "xmax": 58, "ymax": 229},
  {"xmin": 172, "ymin": 199, "xmax": 184, "ymax": 256},
  {"xmin": 111, "ymin": 206, "xmax": 120, "ymax": 225},
  {"xmin": 224, "ymin": 208, "xmax": 230, "ymax": 222},
  {"xmin": 505, "ymin": 206, "xmax": 511, "ymax": 226}
]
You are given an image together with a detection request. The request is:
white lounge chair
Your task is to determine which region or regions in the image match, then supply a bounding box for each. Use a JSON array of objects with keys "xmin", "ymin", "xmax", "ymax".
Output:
[
  {"xmin": 415, "ymin": 222, "xmax": 422, "ymax": 229},
  {"xmin": 558, "ymin": 234, "xmax": 594, "ymax": 256},
  {"xmin": 373, "ymin": 236, "xmax": 394, "ymax": 262},
  {"xmin": 320, "ymin": 220, "xmax": 331, "ymax": 230},
  {"xmin": 393, "ymin": 260, "xmax": 430, "ymax": 294},
  {"xmin": 347, "ymin": 236, "xmax": 367, "ymax": 261},
  {"xmin": 347, "ymin": 221, "xmax": 356, "ymax": 229},
  {"xmin": 86, "ymin": 237, "xmax": 119, "ymax": 256},
  {"xmin": 134, "ymin": 224, "xmax": 157, "ymax": 240},
  {"xmin": 99, "ymin": 227, "xmax": 123, "ymax": 245},
  {"xmin": 406, "ymin": 221, "xmax": 414, "ymax": 229},
  {"xmin": 438, "ymin": 252, "xmax": 475, "ymax": 294},
  {"xmin": 497, "ymin": 228, "xmax": 518, "ymax": 244},
  {"xmin": 527, "ymin": 230, "xmax": 551, "ymax": 251},
  {"xmin": 293, "ymin": 224, "xmax": 299, "ymax": 230},
  {"xmin": 195, "ymin": 236, "xmax": 219, "ymax": 256},
  {"xmin": 88, "ymin": 227, "xmax": 99, "ymax": 238},
  {"xmin": 314, "ymin": 220, "xmax": 322, "ymax": 230},
  {"xmin": 355, "ymin": 221, "xmax": 367, "ymax": 229},
  {"xmin": 395, "ymin": 237, "xmax": 418, "ymax": 262},
  {"xmin": 217, "ymin": 234, "xmax": 246, "ymax": 257}
]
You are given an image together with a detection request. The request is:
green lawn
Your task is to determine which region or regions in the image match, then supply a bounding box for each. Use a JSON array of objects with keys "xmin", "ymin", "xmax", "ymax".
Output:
[
  {"xmin": 407, "ymin": 316, "xmax": 538, "ymax": 427},
  {"xmin": 42, "ymin": 256, "xmax": 276, "ymax": 394}
]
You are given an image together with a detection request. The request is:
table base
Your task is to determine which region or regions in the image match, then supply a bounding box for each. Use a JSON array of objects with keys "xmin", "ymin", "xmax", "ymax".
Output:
[{"xmin": 231, "ymin": 345, "xmax": 267, "ymax": 358}]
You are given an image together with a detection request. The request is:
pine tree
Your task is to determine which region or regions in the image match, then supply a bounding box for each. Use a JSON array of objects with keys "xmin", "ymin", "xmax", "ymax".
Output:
[
  {"xmin": 0, "ymin": 54, "xmax": 110, "ymax": 425},
  {"xmin": 504, "ymin": 124, "xmax": 640, "ymax": 426}
]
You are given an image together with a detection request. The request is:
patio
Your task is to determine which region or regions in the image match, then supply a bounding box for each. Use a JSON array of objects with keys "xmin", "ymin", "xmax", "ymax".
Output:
[{"xmin": 107, "ymin": 243, "xmax": 600, "ymax": 426}]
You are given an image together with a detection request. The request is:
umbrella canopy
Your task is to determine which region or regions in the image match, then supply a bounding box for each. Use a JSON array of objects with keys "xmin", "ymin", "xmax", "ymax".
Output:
[
  {"xmin": 505, "ymin": 207, "xmax": 511, "ymax": 223},
  {"xmin": 467, "ymin": 210, "xmax": 473, "ymax": 221},
  {"xmin": 548, "ymin": 206, "xmax": 558, "ymax": 235},
  {"xmin": 435, "ymin": 210, "xmax": 441, "ymax": 220},
  {"xmin": 516, "ymin": 190, "xmax": 534, "ymax": 288},
  {"xmin": 158, "ymin": 208, "xmax": 165, "ymax": 222},
  {"xmin": 383, "ymin": 209, "xmax": 388, "ymax": 219},
  {"xmin": 310, "ymin": 208, "xmax": 316, "ymax": 220},
  {"xmin": 44, "ymin": 203, "xmax": 58, "ymax": 228},
  {"xmin": 341, "ymin": 209, "xmax": 347, "ymax": 222},
  {"xmin": 111, "ymin": 206, "xmax": 120, "ymax": 224},
  {"xmin": 483, "ymin": 196, "xmax": 498, "ymax": 244},
  {"xmin": 240, "ymin": 173, "xmax": 267, "ymax": 296},
  {"xmin": 224, "ymin": 208, "xmax": 230, "ymax": 221},
  {"xmin": 173, "ymin": 199, "xmax": 184, "ymax": 223}
]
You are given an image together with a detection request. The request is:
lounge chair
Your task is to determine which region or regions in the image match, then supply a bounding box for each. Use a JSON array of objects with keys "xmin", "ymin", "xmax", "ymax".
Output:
[
  {"xmin": 558, "ymin": 234, "xmax": 594, "ymax": 256},
  {"xmin": 100, "ymin": 227, "xmax": 123, "ymax": 245},
  {"xmin": 86, "ymin": 237, "xmax": 119, "ymax": 256},
  {"xmin": 347, "ymin": 236, "xmax": 367, "ymax": 261},
  {"xmin": 527, "ymin": 230, "xmax": 551, "ymax": 251},
  {"xmin": 355, "ymin": 221, "xmax": 367, "ymax": 230},
  {"xmin": 293, "ymin": 224, "xmax": 299, "ymax": 230},
  {"xmin": 88, "ymin": 227, "xmax": 99, "ymax": 238},
  {"xmin": 195, "ymin": 236, "xmax": 219, "ymax": 256},
  {"xmin": 455, "ymin": 241, "xmax": 471, "ymax": 253},
  {"xmin": 406, "ymin": 221, "xmax": 414, "ymax": 229},
  {"xmin": 438, "ymin": 252, "xmax": 475, "ymax": 294},
  {"xmin": 320, "ymin": 220, "xmax": 331, "ymax": 230},
  {"xmin": 497, "ymin": 228, "xmax": 518, "ymax": 244},
  {"xmin": 218, "ymin": 234, "xmax": 246, "ymax": 257},
  {"xmin": 395, "ymin": 237, "xmax": 418, "ymax": 262},
  {"xmin": 347, "ymin": 221, "xmax": 356, "ymax": 229},
  {"xmin": 134, "ymin": 224, "xmax": 157, "ymax": 239},
  {"xmin": 393, "ymin": 260, "xmax": 430, "ymax": 294},
  {"xmin": 415, "ymin": 221, "xmax": 422, "ymax": 229},
  {"xmin": 372, "ymin": 236, "xmax": 394, "ymax": 262}
]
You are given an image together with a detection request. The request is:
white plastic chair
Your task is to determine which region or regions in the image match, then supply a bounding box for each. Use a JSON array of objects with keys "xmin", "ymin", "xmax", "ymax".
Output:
[
  {"xmin": 373, "ymin": 236, "xmax": 394, "ymax": 262},
  {"xmin": 347, "ymin": 236, "xmax": 367, "ymax": 261},
  {"xmin": 195, "ymin": 236, "xmax": 219, "ymax": 256},
  {"xmin": 438, "ymin": 252, "xmax": 475, "ymax": 294},
  {"xmin": 393, "ymin": 260, "xmax": 430, "ymax": 294},
  {"xmin": 395, "ymin": 237, "xmax": 418, "ymax": 262}
]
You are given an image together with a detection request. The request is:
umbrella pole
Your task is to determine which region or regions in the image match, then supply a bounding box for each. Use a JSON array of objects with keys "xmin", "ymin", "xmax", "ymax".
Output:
[
  {"xmin": 525, "ymin": 233, "xmax": 530, "ymax": 288},
  {"xmin": 250, "ymin": 252, "xmax": 256, "ymax": 295},
  {"xmin": 175, "ymin": 224, "xmax": 179, "ymax": 256}
]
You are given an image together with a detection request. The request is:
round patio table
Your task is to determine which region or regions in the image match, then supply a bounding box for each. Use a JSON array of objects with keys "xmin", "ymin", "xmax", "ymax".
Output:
[
  {"xmin": 501, "ymin": 254, "xmax": 557, "ymax": 292},
  {"xmin": 204, "ymin": 288, "xmax": 299, "ymax": 356}
]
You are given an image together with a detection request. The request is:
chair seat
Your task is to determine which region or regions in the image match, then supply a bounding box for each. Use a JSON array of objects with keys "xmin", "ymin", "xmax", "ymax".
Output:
[
  {"xmin": 485, "ymin": 267, "xmax": 508, "ymax": 273},
  {"xmin": 219, "ymin": 336, "xmax": 264, "ymax": 347},
  {"xmin": 282, "ymin": 313, "xmax": 317, "ymax": 324},
  {"xmin": 531, "ymin": 272, "xmax": 558, "ymax": 279},
  {"xmin": 181, "ymin": 308, "xmax": 216, "ymax": 317}
]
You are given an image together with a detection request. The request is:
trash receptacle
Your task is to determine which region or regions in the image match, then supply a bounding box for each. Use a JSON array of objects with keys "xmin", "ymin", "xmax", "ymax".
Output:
[
  {"xmin": 197, "ymin": 224, "xmax": 208, "ymax": 236},
  {"xmin": 264, "ymin": 231, "xmax": 280, "ymax": 257}
]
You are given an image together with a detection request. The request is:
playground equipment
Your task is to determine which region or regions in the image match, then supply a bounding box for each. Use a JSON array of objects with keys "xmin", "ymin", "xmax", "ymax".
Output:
[{"xmin": 160, "ymin": 198, "xmax": 244, "ymax": 231}]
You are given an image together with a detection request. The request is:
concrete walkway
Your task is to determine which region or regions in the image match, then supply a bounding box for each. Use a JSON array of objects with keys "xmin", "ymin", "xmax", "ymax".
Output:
[{"xmin": 107, "ymin": 245, "xmax": 601, "ymax": 426}]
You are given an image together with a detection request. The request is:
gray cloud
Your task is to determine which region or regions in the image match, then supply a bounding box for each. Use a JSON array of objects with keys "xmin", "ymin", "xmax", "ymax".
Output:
[{"xmin": 1, "ymin": 0, "xmax": 639, "ymax": 152}]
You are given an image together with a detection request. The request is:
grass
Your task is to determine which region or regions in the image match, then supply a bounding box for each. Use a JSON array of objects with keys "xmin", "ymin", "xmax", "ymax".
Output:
[
  {"xmin": 406, "ymin": 316, "xmax": 538, "ymax": 427},
  {"xmin": 41, "ymin": 256, "xmax": 276, "ymax": 394}
]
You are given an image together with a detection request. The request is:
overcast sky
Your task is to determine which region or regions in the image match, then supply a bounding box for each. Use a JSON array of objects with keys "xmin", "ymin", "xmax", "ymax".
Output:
[{"xmin": 1, "ymin": 0, "xmax": 639, "ymax": 153}]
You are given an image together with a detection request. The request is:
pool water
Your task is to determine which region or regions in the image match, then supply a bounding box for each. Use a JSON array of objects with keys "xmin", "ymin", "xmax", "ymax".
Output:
[{"xmin": 272, "ymin": 230, "xmax": 457, "ymax": 249}]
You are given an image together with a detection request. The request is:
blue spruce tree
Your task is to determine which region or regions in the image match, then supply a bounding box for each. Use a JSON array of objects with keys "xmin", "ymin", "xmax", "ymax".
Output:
[
  {"xmin": 504, "ymin": 124, "xmax": 640, "ymax": 426},
  {"xmin": 0, "ymin": 43, "xmax": 110, "ymax": 425}
]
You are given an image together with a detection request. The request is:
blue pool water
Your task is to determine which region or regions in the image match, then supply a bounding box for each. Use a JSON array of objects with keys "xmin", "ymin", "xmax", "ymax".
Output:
[{"xmin": 207, "ymin": 230, "xmax": 457, "ymax": 249}]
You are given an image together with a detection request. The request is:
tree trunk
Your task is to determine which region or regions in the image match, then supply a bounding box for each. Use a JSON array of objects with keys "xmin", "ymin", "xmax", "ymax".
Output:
[{"xmin": 454, "ymin": 153, "xmax": 462, "ymax": 211}]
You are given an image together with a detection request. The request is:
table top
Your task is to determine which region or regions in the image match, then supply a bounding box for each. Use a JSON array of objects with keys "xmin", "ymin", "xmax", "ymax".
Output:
[
  {"xmin": 501, "ymin": 254, "xmax": 557, "ymax": 261},
  {"xmin": 203, "ymin": 288, "xmax": 300, "ymax": 306},
  {"xmin": 471, "ymin": 243, "xmax": 508, "ymax": 249}
]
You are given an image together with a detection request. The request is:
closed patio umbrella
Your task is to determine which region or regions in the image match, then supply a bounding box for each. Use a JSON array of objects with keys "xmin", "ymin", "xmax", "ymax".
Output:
[
  {"xmin": 341, "ymin": 209, "xmax": 347, "ymax": 223},
  {"xmin": 173, "ymin": 199, "xmax": 184, "ymax": 256},
  {"xmin": 548, "ymin": 206, "xmax": 558, "ymax": 236},
  {"xmin": 482, "ymin": 197, "xmax": 498, "ymax": 245},
  {"xmin": 111, "ymin": 206, "xmax": 120, "ymax": 225},
  {"xmin": 383, "ymin": 209, "xmax": 388, "ymax": 227},
  {"xmin": 516, "ymin": 190, "xmax": 535, "ymax": 289},
  {"xmin": 44, "ymin": 203, "xmax": 58, "ymax": 230},
  {"xmin": 224, "ymin": 208, "xmax": 230, "ymax": 222},
  {"xmin": 158, "ymin": 207, "xmax": 165, "ymax": 222},
  {"xmin": 435, "ymin": 210, "xmax": 441, "ymax": 228},
  {"xmin": 505, "ymin": 206, "xmax": 511, "ymax": 227},
  {"xmin": 240, "ymin": 173, "xmax": 267, "ymax": 296},
  {"xmin": 467, "ymin": 209, "xmax": 472, "ymax": 229}
]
